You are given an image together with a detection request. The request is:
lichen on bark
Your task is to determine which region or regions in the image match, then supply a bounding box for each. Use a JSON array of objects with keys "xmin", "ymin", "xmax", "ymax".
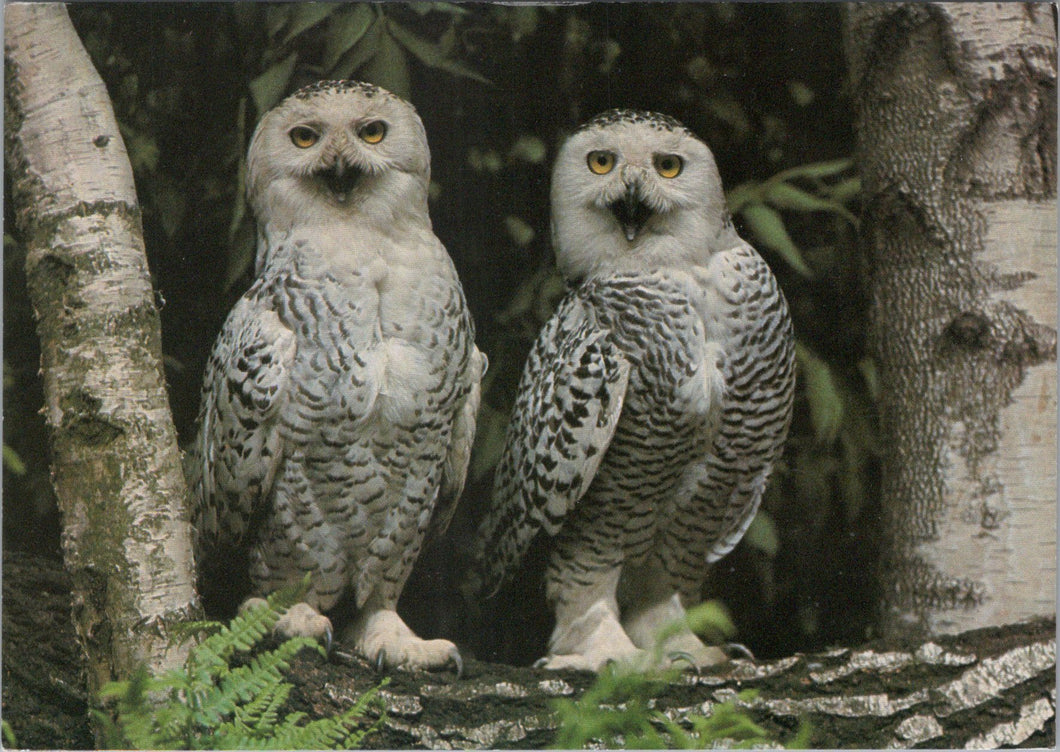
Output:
[{"xmin": 3, "ymin": 2, "xmax": 200, "ymax": 732}]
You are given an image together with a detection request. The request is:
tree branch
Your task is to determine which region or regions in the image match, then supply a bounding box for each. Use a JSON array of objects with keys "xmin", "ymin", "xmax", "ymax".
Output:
[{"xmin": 3, "ymin": 551, "xmax": 1053, "ymax": 749}]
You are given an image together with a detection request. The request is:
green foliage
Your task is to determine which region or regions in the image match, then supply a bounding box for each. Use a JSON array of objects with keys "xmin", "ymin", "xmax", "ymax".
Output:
[
  {"xmin": 2, "ymin": 444, "xmax": 27, "ymax": 476},
  {"xmin": 671, "ymin": 692, "xmax": 812, "ymax": 750},
  {"xmin": 551, "ymin": 603, "xmax": 809, "ymax": 749},
  {"xmin": 554, "ymin": 677, "xmax": 807, "ymax": 749},
  {"xmin": 386, "ymin": 14, "xmax": 489, "ymax": 87},
  {"xmin": 96, "ymin": 584, "xmax": 386, "ymax": 750},
  {"xmin": 796, "ymin": 343, "xmax": 844, "ymax": 445},
  {"xmin": 728, "ymin": 158, "xmax": 857, "ymax": 279},
  {"xmin": 552, "ymin": 662, "xmax": 676, "ymax": 749},
  {"xmin": 741, "ymin": 513, "xmax": 780, "ymax": 557},
  {"xmin": 249, "ymin": 52, "xmax": 298, "ymax": 118},
  {"xmin": 739, "ymin": 203, "xmax": 816, "ymax": 279},
  {"xmin": 2, "ymin": 719, "xmax": 18, "ymax": 747},
  {"xmin": 504, "ymin": 215, "xmax": 536, "ymax": 248},
  {"xmin": 664, "ymin": 601, "xmax": 736, "ymax": 653},
  {"xmin": 243, "ymin": 4, "xmax": 488, "ymax": 116}
]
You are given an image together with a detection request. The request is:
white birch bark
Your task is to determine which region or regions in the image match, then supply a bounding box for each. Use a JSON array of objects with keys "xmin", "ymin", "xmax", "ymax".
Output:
[
  {"xmin": 4, "ymin": 1, "xmax": 198, "ymax": 709},
  {"xmin": 844, "ymin": 3, "xmax": 1056, "ymax": 638}
]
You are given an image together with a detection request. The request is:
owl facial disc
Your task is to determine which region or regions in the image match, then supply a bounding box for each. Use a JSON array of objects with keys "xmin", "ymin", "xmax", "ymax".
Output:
[{"xmin": 609, "ymin": 183, "xmax": 653, "ymax": 241}]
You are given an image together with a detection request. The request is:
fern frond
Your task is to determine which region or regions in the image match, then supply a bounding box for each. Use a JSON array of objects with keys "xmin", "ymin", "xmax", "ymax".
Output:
[
  {"xmin": 210, "ymin": 681, "xmax": 292, "ymax": 750},
  {"xmin": 97, "ymin": 582, "xmax": 385, "ymax": 750},
  {"xmin": 168, "ymin": 619, "xmax": 226, "ymax": 645},
  {"xmin": 269, "ymin": 678, "xmax": 387, "ymax": 750},
  {"xmin": 192, "ymin": 605, "xmax": 275, "ymax": 672},
  {"xmin": 247, "ymin": 682, "xmax": 293, "ymax": 733},
  {"xmin": 265, "ymin": 574, "xmax": 312, "ymax": 611},
  {"xmin": 218, "ymin": 635, "xmax": 321, "ymax": 709}
]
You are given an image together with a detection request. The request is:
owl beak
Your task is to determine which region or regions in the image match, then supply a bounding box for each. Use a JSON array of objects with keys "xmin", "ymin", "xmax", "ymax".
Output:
[
  {"xmin": 608, "ymin": 185, "xmax": 653, "ymax": 242},
  {"xmin": 317, "ymin": 160, "xmax": 364, "ymax": 202}
]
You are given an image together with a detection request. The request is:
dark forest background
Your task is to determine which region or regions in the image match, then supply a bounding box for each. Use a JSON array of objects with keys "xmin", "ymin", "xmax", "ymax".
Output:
[{"xmin": 3, "ymin": 3, "xmax": 882, "ymax": 665}]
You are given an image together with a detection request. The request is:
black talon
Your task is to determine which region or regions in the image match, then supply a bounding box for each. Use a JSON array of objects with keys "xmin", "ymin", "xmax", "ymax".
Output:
[
  {"xmin": 375, "ymin": 649, "xmax": 388, "ymax": 673},
  {"xmin": 669, "ymin": 650, "xmax": 700, "ymax": 675},
  {"xmin": 323, "ymin": 624, "xmax": 334, "ymax": 656},
  {"xmin": 725, "ymin": 642, "xmax": 755, "ymax": 660}
]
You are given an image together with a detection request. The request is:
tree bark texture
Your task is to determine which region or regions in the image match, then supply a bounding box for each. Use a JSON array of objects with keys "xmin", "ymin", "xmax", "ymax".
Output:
[
  {"xmin": 4, "ymin": 1, "xmax": 198, "ymax": 711},
  {"xmin": 317, "ymin": 623, "xmax": 1056, "ymax": 750},
  {"xmin": 844, "ymin": 3, "xmax": 1056, "ymax": 639},
  {"xmin": 2, "ymin": 551, "xmax": 1054, "ymax": 750}
]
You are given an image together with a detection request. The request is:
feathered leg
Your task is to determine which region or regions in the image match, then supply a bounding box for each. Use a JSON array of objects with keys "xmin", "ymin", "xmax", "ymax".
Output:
[{"xmin": 540, "ymin": 506, "xmax": 642, "ymax": 671}]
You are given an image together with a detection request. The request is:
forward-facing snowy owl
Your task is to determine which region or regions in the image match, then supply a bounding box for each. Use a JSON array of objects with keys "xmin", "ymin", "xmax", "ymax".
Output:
[
  {"xmin": 186, "ymin": 81, "xmax": 484, "ymax": 672},
  {"xmin": 473, "ymin": 110, "xmax": 795, "ymax": 671}
]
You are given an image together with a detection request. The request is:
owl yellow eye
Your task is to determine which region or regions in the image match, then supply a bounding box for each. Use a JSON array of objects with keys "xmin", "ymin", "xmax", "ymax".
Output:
[
  {"xmin": 587, "ymin": 150, "xmax": 616, "ymax": 175},
  {"xmin": 654, "ymin": 154, "xmax": 683, "ymax": 179},
  {"xmin": 289, "ymin": 126, "xmax": 319, "ymax": 149},
  {"xmin": 359, "ymin": 120, "xmax": 387, "ymax": 144}
]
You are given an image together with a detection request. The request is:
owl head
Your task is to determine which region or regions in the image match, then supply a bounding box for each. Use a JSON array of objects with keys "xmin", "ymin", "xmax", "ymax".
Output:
[
  {"xmin": 246, "ymin": 80, "xmax": 431, "ymax": 234},
  {"xmin": 550, "ymin": 109, "xmax": 736, "ymax": 281}
]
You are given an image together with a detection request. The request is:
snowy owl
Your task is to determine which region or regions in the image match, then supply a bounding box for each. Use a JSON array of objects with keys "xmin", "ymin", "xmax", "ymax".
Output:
[
  {"xmin": 473, "ymin": 109, "xmax": 795, "ymax": 671},
  {"xmin": 187, "ymin": 80, "xmax": 485, "ymax": 672}
]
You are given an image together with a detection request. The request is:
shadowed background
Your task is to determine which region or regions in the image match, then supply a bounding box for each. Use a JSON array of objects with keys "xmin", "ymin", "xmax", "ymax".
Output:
[{"xmin": 3, "ymin": 2, "xmax": 881, "ymax": 665}]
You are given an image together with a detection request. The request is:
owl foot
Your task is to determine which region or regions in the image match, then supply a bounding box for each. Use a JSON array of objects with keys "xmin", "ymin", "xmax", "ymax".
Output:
[
  {"xmin": 664, "ymin": 644, "xmax": 727, "ymax": 669},
  {"xmin": 345, "ymin": 609, "xmax": 462, "ymax": 674},
  {"xmin": 649, "ymin": 624, "xmax": 727, "ymax": 670},
  {"xmin": 621, "ymin": 594, "xmax": 729, "ymax": 670},
  {"xmin": 240, "ymin": 598, "xmax": 334, "ymax": 652},
  {"xmin": 541, "ymin": 601, "xmax": 642, "ymax": 672},
  {"xmin": 533, "ymin": 650, "xmax": 644, "ymax": 672}
]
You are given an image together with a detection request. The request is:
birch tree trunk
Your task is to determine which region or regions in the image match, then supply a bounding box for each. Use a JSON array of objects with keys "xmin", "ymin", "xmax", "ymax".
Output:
[
  {"xmin": 4, "ymin": 0, "xmax": 199, "ymax": 718},
  {"xmin": 844, "ymin": 3, "xmax": 1056, "ymax": 639}
]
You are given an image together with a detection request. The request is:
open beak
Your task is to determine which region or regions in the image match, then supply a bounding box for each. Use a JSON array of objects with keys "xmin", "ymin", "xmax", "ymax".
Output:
[
  {"xmin": 608, "ymin": 184, "xmax": 653, "ymax": 241},
  {"xmin": 316, "ymin": 159, "xmax": 364, "ymax": 202}
]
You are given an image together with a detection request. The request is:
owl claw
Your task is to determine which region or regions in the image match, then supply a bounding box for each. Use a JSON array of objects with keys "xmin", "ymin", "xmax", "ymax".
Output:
[
  {"xmin": 724, "ymin": 642, "xmax": 755, "ymax": 660},
  {"xmin": 375, "ymin": 649, "xmax": 388, "ymax": 673},
  {"xmin": 244, "ymin": 599, "xmax": 332, "ymax": 652},
  {"xmin": 668, "ymin": 650, "xmax": 700, "ymax": 674},
  {"xmin": 532, "ymin": 656, "xmax": 550, "ymax": 669},
  {"xmin": 669, "ymin": 649, "xmax": 703, "ymax": 670}
]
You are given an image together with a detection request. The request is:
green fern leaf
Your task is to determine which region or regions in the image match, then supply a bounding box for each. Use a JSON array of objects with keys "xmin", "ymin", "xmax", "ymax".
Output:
[{"xmin": 97, "ymin": 580, "xmax": 384, "ymax": 750}]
